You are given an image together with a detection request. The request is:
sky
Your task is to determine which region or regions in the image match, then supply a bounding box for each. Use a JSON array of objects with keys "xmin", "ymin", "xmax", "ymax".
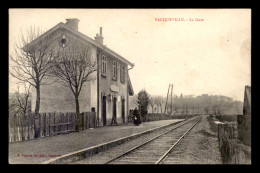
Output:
[{"xmin": 9, "ymin": 9, "xmax": 251, "ymax": 102}]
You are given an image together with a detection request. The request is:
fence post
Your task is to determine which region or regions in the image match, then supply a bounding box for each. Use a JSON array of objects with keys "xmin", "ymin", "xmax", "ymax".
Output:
[
  {"xmin": 17, "ymin": 115, "xmax": 20, "ymax": 141},
  {"xmin": 27, "ymin": 113, "xmax": 30, "ymax": 140},
  {"xmin": 90, "ymin": 112, "xmax": 92, "ymax": 128},
  {"xmin": 32, "ymin": 114, "xmax": 35, "ymax": 139},
  {"xmin": 66, "ymin": 113, "xmax": 69, "ymax": 131},
  {"xmin": 21, "ymin": 114, "xmax": 24, "ymax": 141},
  {"xmin": 85, "ymin": 113, "xmax": 87, "ymax": 129},
  {"xmin": 86, "ymin": 113, "xmax": 88, "ymax": 129},
  {"xmin": 87, "ymin": 112, "xmax": 89, "ymax": 129},
  {"xmin": 39, "ymin": 113, "xmax": 42, "ymax": 137},
  {"xmin": 88, "ymin": 112, "xmax": 91, "ymax": 129},
  {"xmin": 70, "ymin": 113, "xmax": 72, "ymax": 131},
  {"xmin": 44, "ymin": 113, "xmax": 46, "ymax": 137},
  {"xmin": 218, "ymin": 122, "xmax": 240, "ymax": 164},
  {"xmin": 63, "ymin": 113, "xmax": 65, "ymax": 132},
  {"xmin": 61, "ymin": 112, "xmax": 63, "ymax": 132},
  {"xmin": 42, "ymin": 113, "xmax": 45, "ymax": 137},
  {"xmin": 53, "ymin": 112, "xmax": 56, "ymax": 135},
  {"xmin": 81, "ymin": 113, "xmax": 83, "ymax": 130},
  {"xmin": 94, "ymin": 112, "xmax": 96, "ymax": 128},
  {"xmin": 49, "ymin": 113, "xmax": 51, "ymax": 136},
  {"xmin": 86, "ymin": 112, "xmax": 88, "ymax": 129},
  {"xmin": 31, "ymin": 114, "xmax": 33, "ymax": 140},
  {"xmin": 13, "ymin": 114, "xmax": 16, "ymax": 142},
  {"xmin": 70, "ymin": 113, "xmax": 72, "ymax": 130},
  {"xmin": 73, "ymin": 113, "xmax": 76, "ymax": 131}
]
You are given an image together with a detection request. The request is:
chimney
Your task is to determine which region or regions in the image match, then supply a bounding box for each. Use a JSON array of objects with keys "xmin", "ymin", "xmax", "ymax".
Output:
[
  {"xmin": 100, "ymin": 27, "xmax": 102, "ymax": 36},
  {"xmin": 65, "ymin": 18, "xmax": 80, "ymax": 31},
  {"xmin": 94, "ymin": 27, "xmax": 104, "ymax": 45}
]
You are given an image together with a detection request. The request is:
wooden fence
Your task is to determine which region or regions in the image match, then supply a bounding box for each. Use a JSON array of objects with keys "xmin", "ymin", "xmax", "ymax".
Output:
[
  {"xmin": 218, "ymin": 122, "xmax": 238, "ymax": 147},
  {"xmin": 237, "ymin": 114, "xmax": 251, "ymax": 146},
  {"xmin": 217, "ymin": 122, "xmax": 250, "ymax": 164},
  {"xmin": 9, "ymin": 113, "xmax": 35, "ymax": 142},
  {"xmin": 9, "ymin": 112, "xmax": 96, "ymax": 143}
]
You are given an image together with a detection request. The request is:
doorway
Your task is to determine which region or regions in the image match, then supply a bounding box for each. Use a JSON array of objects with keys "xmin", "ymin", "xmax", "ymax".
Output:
[
  {"xmin": 102, "ymin": 96, "xmax": 106, "ymax": 126},
  {"xmin": 122, "ymin": 99, "xmax": 125, "ymax": 123},
  {"xmin": 113, "ymin": 97, "xmax": 117, "ymax": 120}
]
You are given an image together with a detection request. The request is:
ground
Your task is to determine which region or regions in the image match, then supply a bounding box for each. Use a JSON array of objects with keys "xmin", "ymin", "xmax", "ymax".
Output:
[
  {"xmin": 75, "ymin": 115, "xmax": 223, "ymax": 164},
  {"xmin": 176, "ymin": 115, "xmax": 222, "ymax": 164},
  {"xmin": 9, "ymin": 119, "xmax": 182, "ymax": 164}
]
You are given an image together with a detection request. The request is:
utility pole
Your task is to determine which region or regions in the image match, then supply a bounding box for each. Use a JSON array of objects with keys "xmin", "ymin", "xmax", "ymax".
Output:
[
  {"xmin": 181, "ymin": 93, "xmax": 183, "ymax": 115},
  {"xmin": 170, "ymin": 84, "xmax": 173, "ymax": 114},
  {"xmin": 164, "ymin": 84, "xmax": 171, "ymax": 114},
  {"xmin": 185, "ymin": 101, "xmax": 188, "ymax": 115}
]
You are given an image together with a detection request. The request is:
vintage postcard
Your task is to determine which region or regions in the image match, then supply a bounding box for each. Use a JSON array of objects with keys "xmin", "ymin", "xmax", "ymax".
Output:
[{"xmin": 9, "ymin": 8, "xmax": 251, "ymax": 164}]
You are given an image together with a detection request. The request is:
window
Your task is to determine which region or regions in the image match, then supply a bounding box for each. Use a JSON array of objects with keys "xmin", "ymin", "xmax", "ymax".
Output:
[
  {"xmin": 112, "ymin": 61, "xmax": 117, "ymax": 80},
  {"xmin": 120, "ymin": 64, "xmax": 126, "ymax": 83},
  {"xmin": 101, "ymin": 55, "xmax": 107, "ymax": 76}
]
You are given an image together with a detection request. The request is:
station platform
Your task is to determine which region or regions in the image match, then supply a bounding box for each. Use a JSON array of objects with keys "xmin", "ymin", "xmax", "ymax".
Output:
[{"xmin": 9, "ymin": 119, "xmax": 184, "ymax": 164}]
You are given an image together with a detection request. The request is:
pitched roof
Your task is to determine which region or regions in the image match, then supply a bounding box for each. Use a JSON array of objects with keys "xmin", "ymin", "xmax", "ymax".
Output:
[
  {"xmin": 23, "ymin": 22, "xmax": 135, "ymax": 67},
  {"xmin": 128, "ymin": 74, "xmax": 134, "ymax": 96}
]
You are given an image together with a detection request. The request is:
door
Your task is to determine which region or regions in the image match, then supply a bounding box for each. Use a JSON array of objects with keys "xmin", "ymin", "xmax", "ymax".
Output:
[
  {"xmin": 122, "ymin": 99, "xmax": 125, "ymax": 123},
  {"xmin": 102, "ymin": 96, "xmax": 106, "ymax": 125},
  {"xmin": 113, "ymin": 97, "xmax": 117, "ymax": 120}
]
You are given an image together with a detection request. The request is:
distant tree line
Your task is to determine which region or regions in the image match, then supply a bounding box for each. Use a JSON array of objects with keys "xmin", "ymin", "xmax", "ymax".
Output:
[{"xmin": 130, "ymin": 92, "xmax": 243, "ymax": 116}]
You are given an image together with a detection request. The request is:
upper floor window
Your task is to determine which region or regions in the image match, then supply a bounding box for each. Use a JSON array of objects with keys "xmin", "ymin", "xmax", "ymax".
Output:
[
  {"xmin": 112, "ymin": 61, "xmax": 117, "ymax": 80},
  {"xmin": 120, "ymin": 64, "xmax": 126, "ymax": 83},
  {"xmin": 101, "ymin": 55, "xmax": 107, "ymax": 76}
]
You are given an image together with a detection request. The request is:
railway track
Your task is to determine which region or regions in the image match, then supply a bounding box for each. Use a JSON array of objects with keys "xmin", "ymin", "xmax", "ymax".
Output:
[{"xmin": 104, "ymin": 116, "xmax": 202, "ymax": 164}]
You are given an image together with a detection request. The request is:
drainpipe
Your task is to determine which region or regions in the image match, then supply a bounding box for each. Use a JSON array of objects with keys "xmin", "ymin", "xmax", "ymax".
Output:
[
  {"xmin": 127, "ymin": 64, "xmax": 134, "ymax": 122},
  {"xmin": 96, "ymin": 45, "xmax": 107, "ymax": 127}
]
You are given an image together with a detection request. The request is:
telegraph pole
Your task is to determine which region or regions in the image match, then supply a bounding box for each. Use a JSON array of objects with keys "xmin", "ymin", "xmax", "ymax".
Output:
[
  {"xmin": 164, "ymin": 84, "xmax": 171, "ymax": 114},
  {"xmin": 170, "ymin": 84, "xmax": 173, "ymax": 114},
  {"xmin": 193, "ymin": 104, "xmax": 195, "ymax": 115},
  {"xmin": 185, "ymin": 101, "xmax": 188, "ymax": 115}
]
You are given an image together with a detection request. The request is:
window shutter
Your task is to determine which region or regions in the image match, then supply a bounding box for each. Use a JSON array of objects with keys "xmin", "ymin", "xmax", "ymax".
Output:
[
  {"xmin": 123, "ymin": 66, "xmax": 125, "ymax": 83},
  {"xmin": 116, "ymin": 62, "xmax": 119, "ymax": 79},
  {"xmin": 120, "ymin": 65, "xmax": 123, "ymax": 82},
  {"xmin": 104, "ymin": 56, "xmax": 107, "ymax": 74}
]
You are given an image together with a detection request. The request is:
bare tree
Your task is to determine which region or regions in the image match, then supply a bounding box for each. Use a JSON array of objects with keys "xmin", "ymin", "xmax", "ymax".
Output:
[
  {"xmin": 154, "ymin": 96, "xmax": 160, "ymax": 114},
  {"xmin": 10, "ymin": 27, "xmax": 59, "ymax": 137},
  {"xmin": 9, "ymin": 85, "xmax": 31, "ymax": 115},
  {"xmin": 157, "ymin": 96, "xmax": 165, "ymax": 115},
  {"xmin": 51, "ymin": 45, "xmax": 96, "ymax": 131},
  {"xmin": 9, "ymin": 84, "xmax": 31, "ymax": 141},
  {"xmin": 15, "ymin": 84, "xmax": 31, "ymax": 115},
  {"xmin": 149, "ymin": 96, "xmax": 156, "ymax": 114},
  {"xmin": 154, "ymin": 96, "xmax": 165, "ymax": 115},
  {"xmin": 10, "ymin": 27, "xmax": 58, "ymax": 112}
]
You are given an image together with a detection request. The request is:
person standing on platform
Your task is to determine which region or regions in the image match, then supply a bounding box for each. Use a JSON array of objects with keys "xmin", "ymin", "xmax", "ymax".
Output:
[{"xmin": 133, "ymin": 107, "xmax": 141, "ymax": 126}]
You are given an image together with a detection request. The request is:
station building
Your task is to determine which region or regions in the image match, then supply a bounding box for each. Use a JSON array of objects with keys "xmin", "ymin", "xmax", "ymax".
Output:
[{"xmin": 25, "ymin": 18, "xmax": 134, "ymax": 126}]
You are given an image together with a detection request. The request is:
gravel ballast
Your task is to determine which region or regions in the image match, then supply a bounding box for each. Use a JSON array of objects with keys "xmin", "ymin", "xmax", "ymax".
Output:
[{"xmin": 74, "ymin": 115, "xmax": 222, "ymax": 164}]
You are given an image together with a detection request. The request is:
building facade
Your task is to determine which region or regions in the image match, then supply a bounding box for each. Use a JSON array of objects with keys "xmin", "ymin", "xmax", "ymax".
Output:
[{"xmin": 26, "ymin": 18, "xmax": 134, "ymax": 126}]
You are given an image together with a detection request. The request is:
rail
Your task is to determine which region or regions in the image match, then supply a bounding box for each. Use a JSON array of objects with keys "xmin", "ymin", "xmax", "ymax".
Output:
[{"xmin": 105, "ymin": 116, "xmax": 201, "ymax": 164}]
